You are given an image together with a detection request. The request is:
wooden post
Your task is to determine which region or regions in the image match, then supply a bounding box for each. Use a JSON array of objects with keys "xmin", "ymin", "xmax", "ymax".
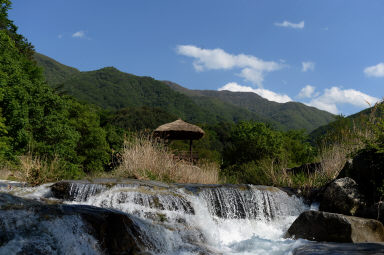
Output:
[{"xmin": 189, "ymin": 139, "xmax": 192, "ymax": 161}]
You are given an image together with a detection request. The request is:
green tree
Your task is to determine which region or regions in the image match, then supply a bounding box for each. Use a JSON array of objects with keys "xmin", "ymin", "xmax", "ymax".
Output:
[
  {"xmin": 282, "ymin": 130, "xmax": 315, "ymax": 167},
  {"xmin": 223, "ymin": 121, "xmax": 284, "ymax": 167},
  {"xmin": 68, "ymin": 101, "xmax": 110, "ymax": 172},
  {"xmin": 0, "ymin": 0, "xmax": 34, "ymax": 58}
]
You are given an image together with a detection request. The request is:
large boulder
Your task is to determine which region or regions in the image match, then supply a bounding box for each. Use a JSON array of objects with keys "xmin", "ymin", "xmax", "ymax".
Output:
[
  {"xmin": 0, "ymin": 192, "xmax": 150, "ymax": 254},
  {"xmin": 285, "ymin": 211, "xmax": 384, "ymax": 243},
  {"xmin": 319, "ymin": 177, "xmax": 365, "ymax": 215},
  {"xmin": 338, "ymin": 148, "xmax": 384, "ymax": 204}
]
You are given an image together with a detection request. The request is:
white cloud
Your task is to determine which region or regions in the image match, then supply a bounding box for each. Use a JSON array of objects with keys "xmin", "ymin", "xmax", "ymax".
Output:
[
  {"xmin": 275, "ymin": 20, "xmax": 304, "ymax": 29},
  {"xmin": 364, "ymin": 63, "xmax": 384, "ymax": 77},
  {"xmin": 176, "ymin": 45, "xmax": 283, "ymax": 87},
  {"xmin": 302, "ymin": 61, "xmax": 315, "ymax": 72},
  {"xmin": 305, "ymin": 87, "xmax": 379, "ymax": 114},
  {"xmin": 218, "ymin": 82, "xmax": 292, "ymax": 103},
  {"xmin": 72, "ymin": 30, "xmax": 86, "ymax": 38},
  {"xmin": 298, "ymin": 85, "xmax": 316, "ymax": 98},
  {"xmin": 58, "ymin": 34, "xmax": 63, "ymax": 39}
]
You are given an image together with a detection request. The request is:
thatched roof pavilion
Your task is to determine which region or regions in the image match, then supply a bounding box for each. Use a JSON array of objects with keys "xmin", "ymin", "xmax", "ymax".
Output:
[
  {"xmin": 153, "ymin": 119, "xmax": 204, "ymax": 140},
  {"xmin": 153, "ymin": 119, "xmax": 205, "ymax": 160}
]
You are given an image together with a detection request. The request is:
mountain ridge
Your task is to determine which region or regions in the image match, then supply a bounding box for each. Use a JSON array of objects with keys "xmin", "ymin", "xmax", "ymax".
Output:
[{"xmin": 34, "ymin": 53, "xmax": 336, "ymax": 132}]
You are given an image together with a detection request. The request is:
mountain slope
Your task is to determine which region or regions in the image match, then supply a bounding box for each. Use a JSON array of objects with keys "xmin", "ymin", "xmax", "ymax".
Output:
[
  {"xmin": 38, "ymin": 63, "xmax": 267, "ymax": 124},
  {"xmin": 35, "ymin": 53, "xmax": 335, "ymax": 131},
  {"xmin": 309, "ymin": 105, "xmax": 379, "ymax": 142},
  {"xmin": 163, "ymin": 81, "xmax": 335, "ymax": 131},
  {"xmin": 34, "ymin": 53, "xmax": 80, "ymax": 85}
]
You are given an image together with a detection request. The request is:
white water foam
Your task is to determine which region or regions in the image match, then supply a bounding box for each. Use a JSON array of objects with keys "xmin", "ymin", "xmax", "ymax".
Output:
[
  {"xmin": 0, "ymin": 180, "xmax": 53, "ymax": 199},
  {"xmin": 64, "ymin": 183, "xmax": 310, "ymax": 255}
]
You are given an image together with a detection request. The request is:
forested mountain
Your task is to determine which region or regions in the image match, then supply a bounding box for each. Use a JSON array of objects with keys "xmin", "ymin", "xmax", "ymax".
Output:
[
  {"xmin": 35, "ymin": 53, "xmax": 335, "ymax": 132},
  {"xmin": 34, "ymin": 53, "xmax": 80, "ymax": 86},
  {"xmin": 164, "ymin": 81, "xmax": 335, "ymax": 131}
]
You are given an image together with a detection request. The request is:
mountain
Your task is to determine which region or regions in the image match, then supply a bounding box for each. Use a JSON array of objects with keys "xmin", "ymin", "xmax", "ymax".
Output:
[
  {"xmin": 34, "ymin": 53, "xmax": 335, "ymax": 131},
  {"xmin": 309, "ymin": 105, "xmax": 377, "ymax": 142},
  {"xmin": 34, "ymin": 53, "xmax": 80, "ymax": 85},
  {"xmin": 163, "ymin": 81, "xmax": 335, "ymax": 131}
]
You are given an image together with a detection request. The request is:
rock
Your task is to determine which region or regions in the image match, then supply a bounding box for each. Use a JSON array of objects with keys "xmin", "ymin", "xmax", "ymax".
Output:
[
  {"xmin": 293, "ymin": 242, "xmax": 384, "ymax": 255},
  {"xmin": 338, "ymin": 148, "xmax": 384, "ymax": 205},
  {"xmin": 285, "ymin": 211, "xmax": 384, "ymax": 243},
  {"xmin": 319, "ymin": 177, "xmax": 365, "ymax": 215},
  {"xmin": 0, "ymin": 192, "xmax": 150, "ymax": 254},
  {"xmin": 356, "ymin": 201, "xmax": 384, "ymax": 225}
]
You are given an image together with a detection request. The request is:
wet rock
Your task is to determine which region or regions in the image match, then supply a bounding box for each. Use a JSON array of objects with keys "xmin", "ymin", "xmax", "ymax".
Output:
[
  {"xmin": 0, "ymin": 192, "xmax": 150, "ymax": 255},
  {"xmin": 50, "ymin": 181, "xmax": 72, "ymax": 200},
  {"xmin": 293, "ymin": 242, "xmax": 384, "ymax": 255},
  {"xmin": 319, "ymin": 177, "xmax": 365, "ymax": 216},
  {"xmin": 286, "ymin": 210, "xmax": 384, "ymax": 243}
]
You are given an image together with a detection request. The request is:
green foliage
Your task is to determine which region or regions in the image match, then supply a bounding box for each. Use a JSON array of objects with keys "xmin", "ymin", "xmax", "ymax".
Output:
[
  {"xmin": 223, "ymin": 122, "xmax": 284, "ymax": 167},
  {"xmin": 68, "ymin": 100, "xmax": 110, "ymax": 172},
  {"xmin": 33, "ymin": 53, "xmax": 79, "ymax": 86},
  {"xmin": 0, "ymin": 0, "xmax": 34, "ymax": 58},
  {"xmin": 107, "ymin": 106, "xmax": 178, "ymax": 131},
  {"xmin": 221, "ymin": 121, "xmax": 317, "ymax": 185},
  {"xmin": 368, "ymin": 103, "xmax": 384, "ymax": 151},
  {"xmin": 221, "ymin": 161, "xmax": 270, "ymax": 185},
  {"xmin": 282, "ymin": 130, "xmax": 315, "ymax": 167},
  {"xmin": 0, "ymin": 4, "xmax": 114, "ymax": 179}
]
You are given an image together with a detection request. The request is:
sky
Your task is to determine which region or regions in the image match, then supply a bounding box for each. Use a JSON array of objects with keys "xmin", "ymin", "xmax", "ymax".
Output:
[{"xmin": 9, "ymin": 0, "xmax": 384, "ymax": 116}]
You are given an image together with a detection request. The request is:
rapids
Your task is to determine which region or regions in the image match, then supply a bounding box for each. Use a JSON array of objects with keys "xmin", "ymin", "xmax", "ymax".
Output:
[{"xmin": 0, "ymin": 179, "xmax": 312, "ymax": 255}]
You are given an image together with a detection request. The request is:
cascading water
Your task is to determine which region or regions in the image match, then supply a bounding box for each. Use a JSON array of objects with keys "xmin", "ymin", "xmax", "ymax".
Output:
[{"xmin": 0, "ymin": 180, "xmax": 311, "ymax": 254}]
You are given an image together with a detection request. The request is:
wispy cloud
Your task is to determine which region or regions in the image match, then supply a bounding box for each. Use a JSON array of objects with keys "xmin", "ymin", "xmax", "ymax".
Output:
[
  {"xmin": 218, "ymin": 82, "xmax": 292, "ymax": 103},
  {"xmin": 275, "ymin": 20, "xmax": 304, "ymax": 29},
  {"xmin": 176, "ymin": 45, "xmax": 284, "ymax": 87},
  {"xmin": 58, "ymin": 34, "xmax": 63, "ymax": 39},
  {"xmin": 302, "ymin": 61, "xmax": 315, "ymax": 72},
  {"xmin": 364, "ymin": 62, "xmax": 384, "ymax": 77},
  {"xmin": 301, "ymin": 86, "xmax": 379, "ymax": 114},
  {"xmin": 72, "ymin": 30, "xmax": 86, "ymax": 38}
]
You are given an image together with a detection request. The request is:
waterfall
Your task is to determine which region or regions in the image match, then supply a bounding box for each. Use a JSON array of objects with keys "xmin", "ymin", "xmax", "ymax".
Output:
[
  {"xmin": 0, "ymin": 180, "xmax": 310, "ymax": 255},
  {"xmin": 61, "ymin": 181, "xmax": 309, "ymax": 254}
]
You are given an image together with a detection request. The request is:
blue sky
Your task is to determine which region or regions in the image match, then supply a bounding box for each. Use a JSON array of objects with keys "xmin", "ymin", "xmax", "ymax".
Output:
[{"xmin": 9, "ymin": 0, "xmax": 384, "ymax": 115}]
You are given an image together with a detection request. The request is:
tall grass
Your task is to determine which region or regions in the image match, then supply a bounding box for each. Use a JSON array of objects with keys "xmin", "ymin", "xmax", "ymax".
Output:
[{"xmin": 112, "ymin": 135, "xmax": 219, "ymax": 184}]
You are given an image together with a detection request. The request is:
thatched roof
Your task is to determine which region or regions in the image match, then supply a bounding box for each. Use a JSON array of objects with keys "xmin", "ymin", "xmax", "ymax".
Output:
[{"xmin": 153, "ymin": 119, "xmax": 205, "ymax": 140}]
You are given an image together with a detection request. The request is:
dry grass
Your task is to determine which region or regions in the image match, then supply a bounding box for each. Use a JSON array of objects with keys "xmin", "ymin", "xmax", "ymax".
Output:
[
  {"xmin": 256, "ymin": 120, "xmax": 373, "ymax": 189},
  {"xmin": 111, "ymin": 135, "xmax": 219, "ymax": 184},
  {"xmin": 17, "ymin": 154, "xmax": 65, "ymax": 185}
]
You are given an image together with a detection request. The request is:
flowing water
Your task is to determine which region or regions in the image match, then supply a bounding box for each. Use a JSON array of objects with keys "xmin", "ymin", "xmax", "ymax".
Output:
[{"xmin": 0, "ymin": 180, "xmax": 311, "ymax": 255}]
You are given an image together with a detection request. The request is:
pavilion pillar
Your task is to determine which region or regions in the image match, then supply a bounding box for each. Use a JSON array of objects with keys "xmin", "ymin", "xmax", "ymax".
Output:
[{"xmin": 189, "ymin": 139, "xmax": 192, "ymax": 161}]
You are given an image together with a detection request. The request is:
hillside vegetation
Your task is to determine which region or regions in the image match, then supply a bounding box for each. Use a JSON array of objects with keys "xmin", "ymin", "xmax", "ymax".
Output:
[
  {"xmin": 164, "ymin": 81, "xmax": 335, "ymax": 131},
  {"xmin": 35, "ymin": 54, "xmax": 335, "ymax": 132},
  {"xmin": 34, "ymin": 52, "xmax": 80, "ymax": 86}
]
